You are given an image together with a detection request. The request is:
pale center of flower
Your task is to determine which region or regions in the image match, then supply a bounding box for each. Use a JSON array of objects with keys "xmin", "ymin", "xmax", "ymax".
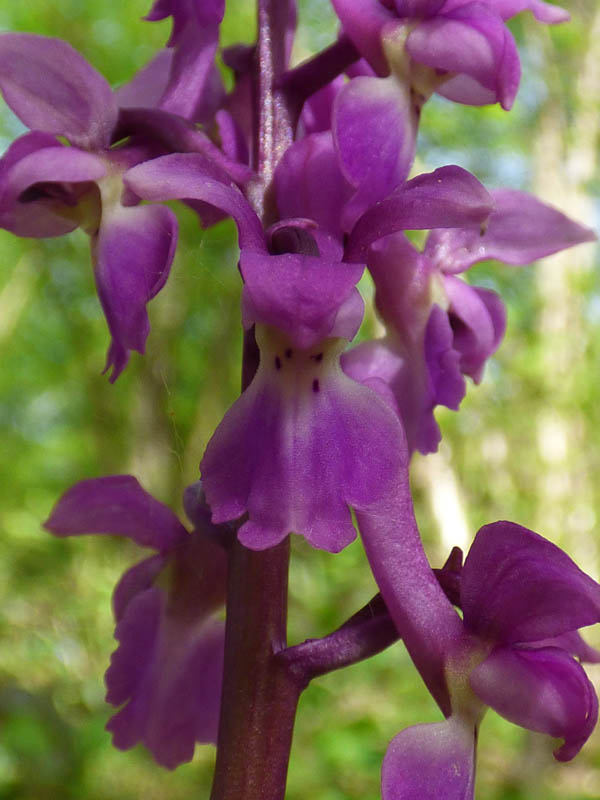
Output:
[{"xmin": 255, "ymin": 324, "xmax": 346, "ymax": 402}]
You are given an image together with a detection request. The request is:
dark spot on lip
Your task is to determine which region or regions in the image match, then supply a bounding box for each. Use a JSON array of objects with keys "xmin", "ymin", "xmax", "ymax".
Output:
[
  {"xmin": 275, "ymin": 356, "xmax": 282, "ymax": 370},
  {"xmin": 311, "ymin": 352, "xmax": 323, "ymax": 363},
  {"xmin": 285, "ymin": 348, "xmax": 293, "ymax": 359},
  {"xmin": 312, "ymin": 378, "xmax": 320, "ymax": 393}
]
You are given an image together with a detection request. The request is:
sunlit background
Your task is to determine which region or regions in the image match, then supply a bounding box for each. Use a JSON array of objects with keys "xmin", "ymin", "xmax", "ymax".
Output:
[{"xmin": 1, "ymin": 1, "xmax": 599, "ymax": 798}]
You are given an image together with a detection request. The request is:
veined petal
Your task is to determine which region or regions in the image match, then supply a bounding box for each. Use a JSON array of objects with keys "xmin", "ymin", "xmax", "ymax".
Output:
[
  {"xmin": 346, "ymin": 165, "xmax": 493, "ymax": 262},
  {"xmin": 0, "ymin": 34, "xmax": 117, "ymax": 149},
  {"xmin": 470, "ymin": 645, "xmax": 598, "ymax": 761},
  {"xmin": 382, "ymin": 718, "xmax": 476, "ymax": 800},
  {"xmin": 333, "ymin": 75, "xmax": 416, "ymax": 230},
  {"xmin": 425, "ymin": 189, "xmax": 596, "ymax": 273},
  {"xmin": 461, "ymin": 521, "xmax": 600, "ymax": 644},
  {"xmin": 201, "ymin": 330, "xmax": 406, "ymax": 552},
  {"xmin": 44, "ymin": 475, "xmax": 187, "ymax": 552},
  {"xmin": 93, "ymin": 202, "xmax": 178, "ymax": 381}
]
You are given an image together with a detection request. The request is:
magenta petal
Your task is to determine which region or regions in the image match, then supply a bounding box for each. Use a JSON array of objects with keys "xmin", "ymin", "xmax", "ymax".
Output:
[
  {"xmin": 0, "ymin": 142, "xmax": 106, "ymax": 237},
  {"xmin": 201, "ymin": 354, "xmax": 406, "ymax": 552},
  {"xmin": 333, "ymin": 76, "xmax": 416, "ymax": 229},
  {"xmin": 124, "ymin": 153, "xmax": 264, "ymax": 251},
  {"xmin": 382, "ymin": 718, "xmax": 475, "ymax": 800},
  {"xmin": 443, "ymin": 276, "xmax": 506, "ymax": 383},
  {"xmin": 93, "ymin": 202, "xmax": 178, "ymax": 381},
  {"xmin": 115, "ymin": 49, "xmax": 173, "ymax": 109},
  {"xmin": 425, "ymin": 189, "xmax": 596, "ymax": 273},
  {"xmin": 461, "ymin": 521, "xmax": 600, "ymax": 644},
  {"xmin": 470, "ymin": 645, "xmax": 598, "ymax": 761},
  {"xmin": 531, "ymin": 631, "xmax": 600, "ymax": 665},
  {"xmin": 0, "ymin": 34, "xmax": 117, "ymax": 149},
  {"xmin": 407, "ymin": 7, "xmax": 521, "ymax": 110},
  {"xmin": 346, "ymin": 165, "xmax": 493, "ymax": 262},
  {"xmin": 240, "ymin": 250, "xmax": 364, "ymax": 349},
  {"xmin": 493, "ymin": 0, "xmax": 569, "ymax": 23},
  {"xmin": 44, "ymin": 475, "xmax": 187, "ymax": 551},
  {"xmin": 105, "ymin": 587, "xmax": 225, "ymax": 767},
  {"xmin": 424, "ymin": 305, "xmax": 466, "ymax": 410},
  {"xmin": 275, "ymin": 132, "xmax": 352, "ymax": 241},
  {"xmin": 112, "ymin": 554, "xmax": 167, "ymax": 622},
  {"xmin": 331, "ymin": 0, "xmax": 394, "ymax": 75}
]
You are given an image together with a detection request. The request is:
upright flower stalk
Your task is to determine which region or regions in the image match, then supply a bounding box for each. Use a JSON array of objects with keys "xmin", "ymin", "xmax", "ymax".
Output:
[{"xmin": 1, "ymin": 1, "xmax": 598, "ymax": 799}]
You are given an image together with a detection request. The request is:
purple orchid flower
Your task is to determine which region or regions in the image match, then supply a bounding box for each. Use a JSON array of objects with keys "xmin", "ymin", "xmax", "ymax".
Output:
[
  {"xmin": 331, "ymin": 0, "xmax": 568, "ymax": 108},
  {"xmin": 325, "ymin": 0, "xmax": 569, "ymax": 228},
  {"xmin": 343, "ymin": 188, "xmax": 595, "ymax": 454},
  {"xmin": 0, "ymin": 33, "xmax": 178, "ymax": 380},
  {"xmin": 44, "ymin": 475, "xmax": 227, "ymax": 769},
  {"xmin": 375, "ymin": 521, "xmax": 600, "ymax": 799},
  {"xmin": 124, "ymin": 152, "xmax": 407, "ymax": 552}
]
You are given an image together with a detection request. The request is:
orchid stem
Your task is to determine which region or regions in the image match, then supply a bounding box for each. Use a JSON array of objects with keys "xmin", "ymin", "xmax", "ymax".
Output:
[{"xmin": 209, "ymin": 3, "xmax": 299, "ymax": 798}]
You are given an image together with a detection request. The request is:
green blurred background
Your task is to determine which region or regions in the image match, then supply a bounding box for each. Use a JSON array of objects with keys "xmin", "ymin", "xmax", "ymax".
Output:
[{"xmin": 0, "ymin": 1, "xmax": 599, "ymax": 798}]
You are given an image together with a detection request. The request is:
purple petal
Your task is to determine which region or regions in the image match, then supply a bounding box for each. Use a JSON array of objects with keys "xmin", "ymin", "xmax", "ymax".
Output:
[
  {"xmin": 115, "ymin": 49, "xmax": 173, "ymax": 110},
  {"xmin": 407, "ymin": 6, "xmax": 521, "ymax": 110},
  {"xmin": 461, "ymin": 521, "xmax": 600, "ymax": 644},
  {"xmin": 299, "ymin": 76, "xmax": 344, "ymax": 135},
  {"xmin": 44, "ymin": 475, "xmax": 187, "ymax": 552},
  {"xmin": 240, "ymin": 250, "xmax": 364, "ymax": 349},
  {"xmin": 201, "ymin": 342, "xmax": 406, "ymax": 553},
  {"xmin": 443, "ymin": 276, "xmax": 506, "ymax": 383},
  {"xmin": 112, "ymin": 554, "xmax": 167, "ymax": 622},
  {"xmin": 93, "ymin": 202, "xmax": 178, "ymax": 381},
  {"xmin": 124, "ymin": 153, "xmax": 264, "ymax": 251},
  {"xmin": 0, "ymin": 141, "xmax": 106, "ymax": 237},
  {"xmin": 146, "ymin": 0, "xmax": 225, "ymax": 34},
  {"xmin": 105, "ymin": 588, "xmax": 225, "ymax": 768},
  {"xmin": 144, "ymin": 0, "xmax": 224, "ymax": 121},
  {"xmin": 424, "ymin": 305, "xmax": 466, "ymax": 409},
  {"xmin": 0, "ymin": 34, "xmax": 117, "ymax": 149},
  {"xmin": 331, "ymin": 0, "xmax": 395, "ymax": 75},
  {"xmin": 342, "ymin": 337, "xmax": 443, "ymax": 455},
  {"xmin": 470, "ymin": 645, "xmax": 598, "ymax": 761},
  {"xmin": 346, "ymin": 165, "xmax": 493, "ymax": 262},
  {"xmin": 425, "ymin": 189, "xmax": 596, "ymax": 273},
  {"xmin": 333, "ymin": 76, "xmax": 416, "ymax": 229},
  {"xmin": 116, "ymin": 108, "xmax": 252, "ymax": 186},
  {"xmin": 491, "ymin": 0, "xmax": 569, "ymax": 23},
  {"xmin": 394, "ymin": 0, "xmax": 447, "ymax": 15},
  {"xmin": 159, "ymin": 27, "xmax": 224, "ymax": 123},
  {"xmin": 382, "ymin": 719, "xmax": 476, "ymax": 800},
  {"xmin": 531, "ymin": 631, "xmax": 600, "ymax": 664},
  {"xmin": 274, "ymin": 132, "xmax": 352, "ymax": 241}
]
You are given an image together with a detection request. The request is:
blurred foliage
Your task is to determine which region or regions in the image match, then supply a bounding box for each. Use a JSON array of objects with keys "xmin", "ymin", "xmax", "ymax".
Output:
[{"xmin": 0, "ymin": 1, "xmax": 599, "ymax": 799}]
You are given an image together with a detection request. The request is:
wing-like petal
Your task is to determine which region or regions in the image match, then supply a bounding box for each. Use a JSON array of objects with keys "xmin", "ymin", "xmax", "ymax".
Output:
[
  {"xmin": 0, "ymin": 33, "xmax": 117, "ymax": 149},
  {"xmin": 470, "ymin": 645, "xmax": 598, "ymax": 761},
  {"xmin": 461, "ymin": 521, "xmax": 600, "ymax": 644},
  {"xmin": 44, "ymin": 475, "xmax": 187, "ymax": 552}
]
